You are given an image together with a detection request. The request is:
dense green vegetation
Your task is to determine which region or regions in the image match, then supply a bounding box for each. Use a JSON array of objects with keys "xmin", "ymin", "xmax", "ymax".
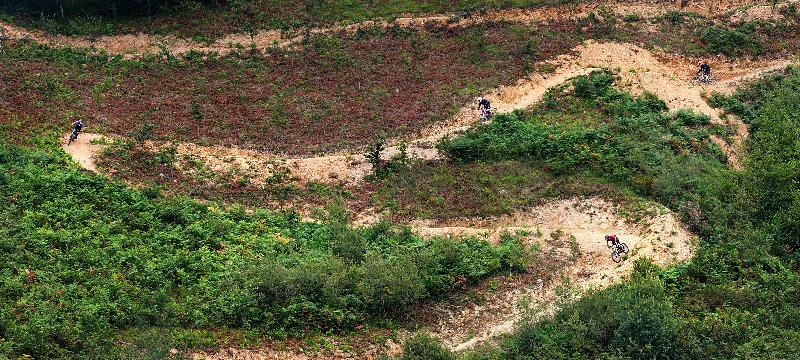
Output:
[
  {"xmin": 0, "ymin": 145, "xmax": 534, "ymax": 357},
  {"xmin": 437, "ymin": 71, "xmax": 731, "ymax": 233},
  {"xmin": 400, "ymin": 68, "xmax": 800, "ymax": 359}
]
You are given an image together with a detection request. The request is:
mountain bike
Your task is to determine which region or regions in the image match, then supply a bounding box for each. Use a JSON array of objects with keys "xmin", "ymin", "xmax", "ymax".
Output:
[
  {"xmin": 609, "ymin": 241, "xmax": 629, "ymax": 263},
  {"xmin": 67, "ymin": 129, "xmax": 79, "ymax": 145},
  {"xmin": 479, "ymin": 108, "xmax": 494, "ymax": 124},
  {"xmin": 692, "ymin": 71, "xmax": 715, "ymax": 85}
]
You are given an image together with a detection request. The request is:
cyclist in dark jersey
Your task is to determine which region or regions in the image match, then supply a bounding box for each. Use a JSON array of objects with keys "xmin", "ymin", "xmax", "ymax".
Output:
[
  {"xmin": 476, "ymin": 96, "xmax": 492, "ymax": 111},
  {"xmin": 699, "ymin": 61, "xmax": 711, "ymax": 76},
  {"xmin": 72, "ymin": 119, "xmax": 84, "ymax": 134}
]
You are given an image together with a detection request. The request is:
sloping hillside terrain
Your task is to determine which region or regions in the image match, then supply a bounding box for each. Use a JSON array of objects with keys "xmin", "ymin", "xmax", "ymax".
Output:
[{"xmin": 1, "ymin": 1, "xmax": 799, "ymax": 359}]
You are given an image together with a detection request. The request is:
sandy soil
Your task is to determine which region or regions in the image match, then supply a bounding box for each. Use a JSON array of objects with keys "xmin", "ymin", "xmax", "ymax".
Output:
[
  {"xmin": 60, "ymin": 133, "xmax": 110, "ymax": 172},
  {"xmin": 0, "ymin": 0, "xmax": 778, "ymax": 58}
]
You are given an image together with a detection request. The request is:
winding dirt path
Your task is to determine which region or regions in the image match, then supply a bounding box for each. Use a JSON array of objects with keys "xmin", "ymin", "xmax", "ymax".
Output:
[
  {"xmin": 57, "ymin": 39, "xmax": 792, "ymax": 358},
  {"xmin": 192, "ymin": 197, "xmax": 694, "ymax": 359},
  {"xmin": 413, "ymin": 197, "xmax": 694, "ymax": 351},
  {"xmin": 64, "ymin": 41, "xmax": 791, "ymax": 181},
  {"xmin": 0, "ymin": 0, "xmax": 776, "ymax": 58}
]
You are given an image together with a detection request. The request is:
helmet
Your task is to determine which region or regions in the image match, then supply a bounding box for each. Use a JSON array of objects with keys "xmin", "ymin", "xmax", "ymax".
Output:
[{"xmin": 476, "ymin": 96, "xmax": 483, "ymax": 103}]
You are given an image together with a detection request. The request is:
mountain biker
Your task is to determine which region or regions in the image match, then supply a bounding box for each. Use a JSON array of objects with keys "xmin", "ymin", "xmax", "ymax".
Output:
[
  {"xmin": 605, "ymin": 234, "xmax": 621, "ymax": 247},
  {"xmin": 477, "ymin": 96, "xmax": 492, "ymax": 111},
  {"xmin": 698, "ymin": 61, "xmax": 711, "ymax": 77},
  {"xmin": 71, "ymin": 118, "xmax": 84, "ymax": 137}
]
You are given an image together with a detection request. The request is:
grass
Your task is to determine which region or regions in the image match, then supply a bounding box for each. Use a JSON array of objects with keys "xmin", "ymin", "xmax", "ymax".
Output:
[
  {"xmin": 95, "ymin": 139, "xmax": 349, "ymax": 209},
  {"xmin": 368, "ymin": 153, "xmax": 624, "ymax": 222},
  {"xmin": 3, "ymin": 14, "xmax": 798, "ymax": 156}
]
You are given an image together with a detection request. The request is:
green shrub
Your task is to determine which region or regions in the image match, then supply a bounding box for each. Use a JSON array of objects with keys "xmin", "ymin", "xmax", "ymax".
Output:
[
  {"xmin": 508, "ymin": 259, "xmax": 688, "ymax": 360},
  {"xmin": 664, "ymin": 11, "xmax": 685, "ymax": 25},
  {"xmin": 623, "ymin": 13, "xmax": 641, "ymax": 23},
  {"xmin": 400, "ymin": 333, "xmax": 455, "ymax": 360},
  {"xmin": 700, "ymin": 26, "xmax": 763, "ymax": 56}
]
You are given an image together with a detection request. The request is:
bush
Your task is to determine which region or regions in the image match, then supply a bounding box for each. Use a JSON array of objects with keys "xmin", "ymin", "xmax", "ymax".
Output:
[
  {"xmin": 400, "ymin": 333, "xmax": 455, "ymax": 360},
  {"xmin": 508, "ymin": 259, "xmax": 688, "ymax": 360},
  {"xmin": 0, "ymin": 0, "xmax": 195, "ymax": 17},
  {"xmin": 700, "ymin": 26, "xmax": 763, "ymax": 56}
]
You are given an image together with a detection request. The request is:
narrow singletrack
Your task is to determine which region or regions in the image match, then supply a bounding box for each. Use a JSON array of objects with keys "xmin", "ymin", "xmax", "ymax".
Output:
[
  {"xmin": 0, "ymin": 0, "xmax": 778, "ymax": 58},
  {"xmin": 193, "ymin": 197, "xmax": 695, "ymax": 359},
  {"xmin": 63, "ymin": 41, "xmax": 792, "ymax": 183}
]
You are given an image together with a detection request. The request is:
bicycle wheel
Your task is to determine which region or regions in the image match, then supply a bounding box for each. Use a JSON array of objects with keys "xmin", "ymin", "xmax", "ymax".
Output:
[
  {"xmin": 620, "ymin": 243, "xmax": 629, "ymax": 253},
  {"xmin": 611, "ymin": 251, "xmax": 621, "ymax": 263}
]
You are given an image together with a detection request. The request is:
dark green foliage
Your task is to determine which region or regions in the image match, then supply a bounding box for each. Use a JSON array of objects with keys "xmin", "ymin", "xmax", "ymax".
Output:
[
  {"xmin": 664, "ymin": 11, "xmax": 685, "ymax": 25},
  {"xmin": 508, "ymin": 259, "xmax": 687, "ymax": 360},
  {"xmin": 2, "ymin": 0, "xmax": 582, "ymax": 37},
  {"xmin": 739, "ymin": 72, "xmax": 800, "ymax": 257},
  {"xmin": 401, "ymin": 333, "xmax": 455, "ymax": 360},
  {"xmin": 0, "ymin": 0, "xmax": 187, "ymax": 16},
  {"xmin": 708, "ymin": 66, "xmax": 800, "ymax": 129},
  {"xmin": 0, "ymin": 145, "xmax": 530, "ymax": 357},
  {"xmin": 699, "ymin": 26, "xmax": 763, "ymax": 56},
  {"xmin": 438, "ymin": 72, "xmax": 720, "ymax": 217}
]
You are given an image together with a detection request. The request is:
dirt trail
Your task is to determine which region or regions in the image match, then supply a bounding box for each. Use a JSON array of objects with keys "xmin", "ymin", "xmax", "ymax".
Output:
[
  {"xmin": 0, "ymin": 0, "xmax": 776, "ymax": 58},
  {"xmin": 63, "ymin": 41, "xmax": 791, "ymax": 182},
  {"xmin": 412, "ymin": 197, "xmax": 694, "ymax": 350},
  {"xmin": 192, "ymin": 197, "xmax": 695, "ymax": 359},
  {"xmin": 60, "ymin": 133, "xmax": 109, "ymax": 172}
]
